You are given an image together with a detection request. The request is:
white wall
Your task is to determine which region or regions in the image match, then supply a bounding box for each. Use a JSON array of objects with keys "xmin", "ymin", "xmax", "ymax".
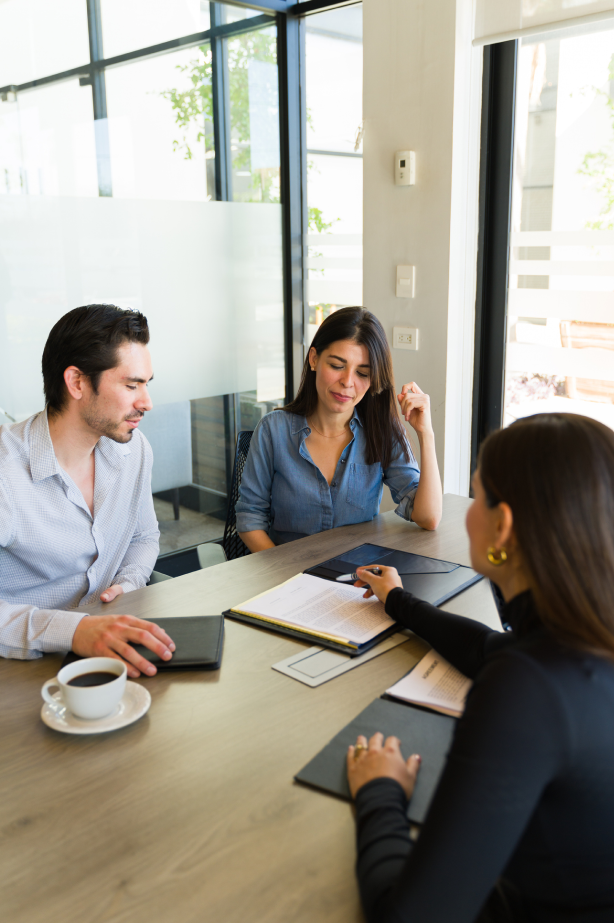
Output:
[{"xmin": 363, "ymin": 0, "xmax": 482, "ymax": 496}]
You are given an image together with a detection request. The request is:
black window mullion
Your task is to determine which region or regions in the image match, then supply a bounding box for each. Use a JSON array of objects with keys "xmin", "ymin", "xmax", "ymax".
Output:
[
  {"xmin": 277, "ymin": 12, "xmax": 306, "ymax": 402},
  {"xmin": 210, "ymin": 3, "xmax": 233, "ymax": 202},
  {"xmin": 85, "ymin": 0, "xmax": 112, "ymax": 196},
  {"xmin": 471, "ymin": 39, "xmax": 518, "ymax": 473}
]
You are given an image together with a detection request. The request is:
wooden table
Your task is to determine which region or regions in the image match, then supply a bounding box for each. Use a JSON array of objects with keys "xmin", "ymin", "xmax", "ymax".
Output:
[{"xmin": 0, "ymin": 495, "xmax": 497, "ymax": 923}]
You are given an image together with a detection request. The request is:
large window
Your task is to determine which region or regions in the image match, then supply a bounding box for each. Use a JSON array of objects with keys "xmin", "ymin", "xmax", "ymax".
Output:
[
  {"xmin": 304, "ymin": 4, "xmax": 362, "ymax": 343},
  {"xmin": 502, "ymin": 30, "xmax": 614, "ymax": 432}
]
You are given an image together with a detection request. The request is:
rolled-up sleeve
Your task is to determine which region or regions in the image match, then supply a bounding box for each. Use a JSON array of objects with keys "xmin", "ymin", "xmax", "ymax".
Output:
[
  {"xmin": 235, "ymin": 420, "xmax": 275, "ymax": 534},
  {"xmin": 385, "ymin": 436, "xmax": 420, "ymax": 522}
]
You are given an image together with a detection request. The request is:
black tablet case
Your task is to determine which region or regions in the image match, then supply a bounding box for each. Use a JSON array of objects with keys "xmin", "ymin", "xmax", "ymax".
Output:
[
  {"xmin": 225, "ymin": 543, "xmax": 482, "ymax": 656},
  {"xmin": 62, "ymin": 615, "xmax": 224, "ymax": 671},
  {"xmin": 294, "ymin": 696, "xmax": 457, "ymax": 824},
  {"xmin": 305, "ymin": 542, "xmax": 482, "ymax": 607}
]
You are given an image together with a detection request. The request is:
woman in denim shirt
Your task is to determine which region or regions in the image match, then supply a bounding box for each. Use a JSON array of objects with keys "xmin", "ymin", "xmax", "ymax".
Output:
[{"xmin": 236, "ymin": 307, "xmax": 442, "ymax": 551}]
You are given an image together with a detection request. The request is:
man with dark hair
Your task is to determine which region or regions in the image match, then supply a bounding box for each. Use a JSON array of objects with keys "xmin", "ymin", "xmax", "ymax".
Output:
[{"xmin": 0, "ymin": 304, "xmax": 175, "ymax": 676}]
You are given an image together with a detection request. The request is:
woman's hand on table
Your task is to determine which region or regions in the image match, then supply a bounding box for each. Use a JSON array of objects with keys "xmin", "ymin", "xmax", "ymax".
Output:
[
  {"xmin": 347, "ymin": 732, "xmax": 421, "ymax": 799},
  {"xmin": 397, "ymin": 382, "xmax": 434, "ymax": 437},
  {"xmin": 354, "ymin": 565, "xmax": 403, "ymax": 605}
]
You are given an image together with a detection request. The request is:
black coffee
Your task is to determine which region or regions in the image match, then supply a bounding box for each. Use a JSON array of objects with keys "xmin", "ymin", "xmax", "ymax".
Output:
[{"xmin": 67, "ymin": 671, "xmax": 119, "ymax": 687}]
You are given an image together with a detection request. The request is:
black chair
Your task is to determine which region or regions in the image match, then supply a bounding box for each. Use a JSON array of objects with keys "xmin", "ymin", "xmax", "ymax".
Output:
[{"xmin": 221, "ymin": 430, "xmax": 254, "ymax": 560}]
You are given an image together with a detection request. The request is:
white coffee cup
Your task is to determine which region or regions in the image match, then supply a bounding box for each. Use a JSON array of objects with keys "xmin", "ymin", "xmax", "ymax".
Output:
[{"xmin": 41, "ymin": 657, "xmax": 127, "ymax": 720}]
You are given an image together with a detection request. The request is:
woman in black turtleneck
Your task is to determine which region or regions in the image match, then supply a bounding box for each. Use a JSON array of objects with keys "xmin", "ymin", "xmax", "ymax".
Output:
[{"xmin": 346, "ymin": 413, "xmax": 614, "ymax": 923}]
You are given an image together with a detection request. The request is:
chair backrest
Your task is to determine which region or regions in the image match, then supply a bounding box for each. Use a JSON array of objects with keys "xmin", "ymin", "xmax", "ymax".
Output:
[{"xmin": 222, "ymin": 430, "xmax": 254, "ymax": 560}]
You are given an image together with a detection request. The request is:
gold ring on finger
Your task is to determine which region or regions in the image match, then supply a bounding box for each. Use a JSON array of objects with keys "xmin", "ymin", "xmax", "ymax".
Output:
[{"xmin": 353, "ymin": 744, "xmax": 367, "ymax": 760}]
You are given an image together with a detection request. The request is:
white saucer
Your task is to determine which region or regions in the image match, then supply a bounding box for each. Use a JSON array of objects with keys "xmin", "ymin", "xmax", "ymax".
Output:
[{"xmin": 41, "ymin": 681, "xmax": 151, "ymax": 735}]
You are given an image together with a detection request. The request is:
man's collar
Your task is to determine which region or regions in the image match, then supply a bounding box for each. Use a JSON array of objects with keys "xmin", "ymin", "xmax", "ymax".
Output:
[
  {"xmin": 96, "ymin": 434, "xmax": 132, "ymax": 468},
  {"xmin": 290, "ymin": 408, "xmax": 363, "ymax": 436},
  {"xmin": 29, "ymin": 411, "xmax": 61, "ymax": 482},
  {"xmin": 29, "ymin": 409, "xmax": 131, "ymax": 481}
]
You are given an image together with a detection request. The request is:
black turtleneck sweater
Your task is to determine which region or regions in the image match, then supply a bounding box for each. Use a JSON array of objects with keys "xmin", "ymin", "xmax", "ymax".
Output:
[{"xmin": 354, "ymin": 589, "xmax": 614, "ymax": 923}]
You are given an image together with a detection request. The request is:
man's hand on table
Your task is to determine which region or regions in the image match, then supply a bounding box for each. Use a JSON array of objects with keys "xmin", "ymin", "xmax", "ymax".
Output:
[{"xmin": 72, "ymin": 614, "xmax": 176, "ymax": 678}]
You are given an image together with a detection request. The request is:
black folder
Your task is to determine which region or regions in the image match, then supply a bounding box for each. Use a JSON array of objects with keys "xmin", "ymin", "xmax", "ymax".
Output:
[
  {"xmin": 305, "ymin": 542, "xmax": 482, "ymax": 606},
  {"xmin": 62, "ymin": 615, "xmax": 224, "ymax": 671},
  {"xmin": 295, "ymin": 696, "xmax": 456, "ymax": 824}
]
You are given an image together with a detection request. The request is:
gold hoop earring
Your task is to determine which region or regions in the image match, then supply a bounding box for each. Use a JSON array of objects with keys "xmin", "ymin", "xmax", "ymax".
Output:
[{"xmin": 487, "ymin": 546, "xmax": 507, "ymax": 566}]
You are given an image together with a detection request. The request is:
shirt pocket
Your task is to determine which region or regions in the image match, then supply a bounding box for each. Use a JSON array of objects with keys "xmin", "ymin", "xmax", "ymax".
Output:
[{"xmin": 346, "ymin": 463, "xmax": 383, "ymax": 510}]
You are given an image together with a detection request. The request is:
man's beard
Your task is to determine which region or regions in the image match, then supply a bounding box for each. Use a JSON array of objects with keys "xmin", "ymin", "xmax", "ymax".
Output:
[{"xmin": 82, "ymin": 406, "xmax": 142, "ymax": 444}]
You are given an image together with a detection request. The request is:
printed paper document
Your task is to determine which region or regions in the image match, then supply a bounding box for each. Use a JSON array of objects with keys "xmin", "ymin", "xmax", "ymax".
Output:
[
  {"xmin": 387, "ymin": 649, "xmax": 472, "ymax": 717},
  {"xmin": 231, "ymin": 573, "xmax": 395, "ymax": 646}
]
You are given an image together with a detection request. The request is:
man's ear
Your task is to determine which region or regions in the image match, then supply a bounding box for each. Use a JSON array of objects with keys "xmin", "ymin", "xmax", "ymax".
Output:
[{"xmin": 63, "ymin": 366, "xmax": 88, "ymax": 402}]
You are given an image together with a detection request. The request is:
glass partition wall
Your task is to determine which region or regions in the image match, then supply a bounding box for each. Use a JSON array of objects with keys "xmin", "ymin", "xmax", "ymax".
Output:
[
  {"xmin": 0, "ymin": 0, "xmax": 363, "ymax": 566},
  {"xmin": 0, "ymin": 1, "xmax": 286, "ymax": 563}
]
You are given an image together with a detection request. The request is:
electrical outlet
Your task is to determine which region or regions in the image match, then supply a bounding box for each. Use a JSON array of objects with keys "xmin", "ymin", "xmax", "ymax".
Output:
[{"xmin": 393, "ymin": 326, "xmax": 419, "ymax": 350}]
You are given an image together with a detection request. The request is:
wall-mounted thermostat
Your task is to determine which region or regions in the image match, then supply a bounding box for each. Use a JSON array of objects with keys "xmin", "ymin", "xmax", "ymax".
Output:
[{"xmin": 395, "ymin": 150, "xmax": 415, "ymax": 186}]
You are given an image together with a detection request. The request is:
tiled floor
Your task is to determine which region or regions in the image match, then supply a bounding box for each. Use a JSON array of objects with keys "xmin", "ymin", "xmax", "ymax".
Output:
[{"xmin": 153, "ymin": 498, "xmax": 224, "ymax": 556}]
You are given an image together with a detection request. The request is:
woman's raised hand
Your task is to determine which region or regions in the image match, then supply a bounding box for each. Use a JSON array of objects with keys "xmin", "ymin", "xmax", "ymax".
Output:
[
  {"xmin": 397, "ymin": 382, "xmax": 433, "ymax": 435},
  {"xmin": 354, "ymin": 565, "xmax": 403, "ymax": 604}
]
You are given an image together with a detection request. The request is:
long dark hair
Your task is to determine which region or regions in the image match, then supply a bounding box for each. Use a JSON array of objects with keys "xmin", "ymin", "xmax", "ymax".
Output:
[
  {"xmin": 285, "ymin": 307, "xmax": 409, "ymax": 468},
  {"xmin": 478, "ymin": 413, "xmax": 614, "ymax": 657}
]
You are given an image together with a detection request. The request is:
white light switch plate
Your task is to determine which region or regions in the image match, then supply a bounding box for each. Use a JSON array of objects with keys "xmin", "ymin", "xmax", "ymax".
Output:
[
  {"xmin": 396, "ymin": 265, "xmax": 415, "ymax": 297},
  {"xmin": 393, "ymin": 326, "xmax": 419, "ymax": 350}
]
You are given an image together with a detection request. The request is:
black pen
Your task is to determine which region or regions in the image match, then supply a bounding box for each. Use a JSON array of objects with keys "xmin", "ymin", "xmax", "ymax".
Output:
[{"xmin": 336, "ymin": 567, "xmax": 383, "ymax": 583}]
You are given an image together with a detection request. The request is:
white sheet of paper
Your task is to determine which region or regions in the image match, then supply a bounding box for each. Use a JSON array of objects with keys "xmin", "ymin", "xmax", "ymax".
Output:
[
  {"xmin": 233, "ymin": 573, "xmax": 395, "ymax": 644},
  {"xmin": 386, "ymin": 649, "xmax": 472, "ymax": 717}
]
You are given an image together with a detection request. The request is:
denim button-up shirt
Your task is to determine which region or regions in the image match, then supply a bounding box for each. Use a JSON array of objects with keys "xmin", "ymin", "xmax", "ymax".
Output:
[{"xmin": 235, "ymin": 409, "xmax": 420, "ymax": 544}]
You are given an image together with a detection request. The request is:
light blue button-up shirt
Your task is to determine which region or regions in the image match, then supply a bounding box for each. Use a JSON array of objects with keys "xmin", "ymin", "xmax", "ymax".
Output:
[
  {"xmin": 0, "ymin": 410, "xmax": 160, "ymax": 659},
  {"xmin": 235, "ymin": 409, "xmax": 420, "ymax": 544}
]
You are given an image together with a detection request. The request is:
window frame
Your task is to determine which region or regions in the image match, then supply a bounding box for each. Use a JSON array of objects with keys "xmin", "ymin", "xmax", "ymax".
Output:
[{"xmin": 471, "ymin": 39, "xmax": 518, "ymax": 474}]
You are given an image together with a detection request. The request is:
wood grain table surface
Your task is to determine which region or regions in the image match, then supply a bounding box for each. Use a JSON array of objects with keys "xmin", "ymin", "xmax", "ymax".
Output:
[{"xmin": 0, "ymin": 495, "xmax": 498, "ymax": 923}]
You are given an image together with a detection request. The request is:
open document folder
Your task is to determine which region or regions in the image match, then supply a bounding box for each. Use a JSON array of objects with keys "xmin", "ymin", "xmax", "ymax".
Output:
[
  {"xmin": 226, "ymin": 574, "xmax": 398, "ymax": 655},
  {"xmin": 225, "ymin": 544, "xmax": 483, "ymax": 655}
]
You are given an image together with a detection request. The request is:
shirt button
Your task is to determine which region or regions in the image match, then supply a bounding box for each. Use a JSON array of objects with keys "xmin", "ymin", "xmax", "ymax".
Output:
[
  {"xmin": 332, "ymin": 481, "xmax": 337, "ymax": 487},
  {"xmin": 341, "ymin": 459, "xmax": 346, "ymax": 463}
]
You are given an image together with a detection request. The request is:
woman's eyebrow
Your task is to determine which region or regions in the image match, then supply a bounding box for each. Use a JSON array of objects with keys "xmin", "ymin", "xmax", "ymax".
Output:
[{"xmin": 328, "ymin": 354, "xmax": 370, "ymax": 367}]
